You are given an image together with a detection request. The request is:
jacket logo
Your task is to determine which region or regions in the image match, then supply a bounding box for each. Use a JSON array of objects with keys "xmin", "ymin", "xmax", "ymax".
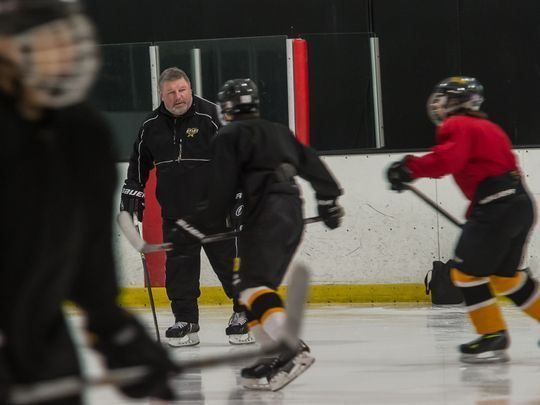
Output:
[{"xmin": 186, "ymin": 128, "xmax": 199, "ymax": 138}]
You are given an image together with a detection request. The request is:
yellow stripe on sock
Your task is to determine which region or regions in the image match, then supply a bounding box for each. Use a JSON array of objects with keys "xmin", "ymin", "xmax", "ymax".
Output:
[
  {"xmin": 248, "ymin": 320, "xmax": 260, "ymax": 329},
  {"xmin": 490, "ymin": 273, "xmax": 525, "ymax": 296},
  {"xmin": 469, "ymin": 302, "xmax": 507, "ymax": 335}
]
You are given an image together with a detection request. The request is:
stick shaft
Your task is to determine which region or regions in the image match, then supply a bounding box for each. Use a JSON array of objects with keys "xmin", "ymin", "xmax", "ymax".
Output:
[
  {"xmin": 199, "ymin": 216, "xmax": 323, "ymax": 244},
  {"xmin": 404, "ymin": 184, "xmax": 463, "ymax": 228},
  {"xmin": 135, "ymin": 224, "xmax": 161, "ymax": 342}
]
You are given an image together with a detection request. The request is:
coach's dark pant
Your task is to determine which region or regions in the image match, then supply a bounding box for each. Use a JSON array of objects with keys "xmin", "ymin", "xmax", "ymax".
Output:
[{"xmin": 162, "ymin": 219, "xmax": 240, "ymax": 324}]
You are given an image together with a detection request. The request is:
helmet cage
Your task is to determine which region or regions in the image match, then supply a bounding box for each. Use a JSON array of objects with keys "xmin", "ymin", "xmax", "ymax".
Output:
[{"xmin": 427, "ymin": 77, "xmax": 485, "ymax": 125}]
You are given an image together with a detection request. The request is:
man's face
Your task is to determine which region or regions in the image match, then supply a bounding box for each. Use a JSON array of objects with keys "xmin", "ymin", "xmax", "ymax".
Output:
[{"xmin": 161, "ymin": 78, "xmax": 193, "ymax": 116}]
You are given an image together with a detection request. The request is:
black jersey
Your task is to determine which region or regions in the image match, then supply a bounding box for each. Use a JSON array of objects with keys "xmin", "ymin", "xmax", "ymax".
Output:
[
  {"xmin": 1, "ymin": 93, "xmax": 121, "ymax": 381},
  {"xmin": 201, "ymin": 117, "xmax": 342, "ymax": 226}
]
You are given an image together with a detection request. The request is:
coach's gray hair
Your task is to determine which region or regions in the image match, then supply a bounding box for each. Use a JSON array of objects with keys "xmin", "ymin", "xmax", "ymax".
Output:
[{"xmin": 158, "ymin": 67, "xmax": 191, "ymax": 92}]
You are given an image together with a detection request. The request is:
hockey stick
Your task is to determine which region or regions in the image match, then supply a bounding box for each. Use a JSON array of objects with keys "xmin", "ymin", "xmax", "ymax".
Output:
[
  {"xmin": 176, "ymin": 216, "xmax": 324, "ymax": 244},
  {"xmin": 135, "ymin": 222, "xmax": 161, "ymax": 343},
  {"xmin": 10, "ymin": 264, "xmax": 310, "ymax": 404},
  {"xmin": 403, "ymin": 184, "xmax": 464, "ymax": 228},
  {"xmin": 117, "ymin": 211, "xmax": 173, "ymax": 253},
  {"xmin": 117, "ymin": 212, "xmax": 162, "ymax": 342}
]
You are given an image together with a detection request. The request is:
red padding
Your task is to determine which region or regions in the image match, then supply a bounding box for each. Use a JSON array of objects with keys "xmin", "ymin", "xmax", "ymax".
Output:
[
  {"xmin": 293, "ymin": 39, "xmax": 310, "ymax": 146},
  {"xmin": 141, "ymin": 169, "xmax": 166, "ymax": 287}
]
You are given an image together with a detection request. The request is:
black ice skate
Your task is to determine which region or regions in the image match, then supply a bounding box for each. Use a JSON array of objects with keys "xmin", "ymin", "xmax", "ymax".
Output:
[
  {"xmin": 240, "ymin": 357, "xmax": 279, "ymax": 390},
  {"xmin": 165, "ymin": 321, "xmax": 200, "ymax": 347},
  {"xmin": 226, "ymin": 312, "xmax": 255, "ymax": 345},
  {"xmin": 459, "ymin": 330, "xmax": 510, "ymax": 364},
  {"xmin": 267, "ymin": 340, "xmax": 315, "ymax": 391},
  {"xmin": 241, "ymin": 341, "xmax": 315, "ymax": 391}
]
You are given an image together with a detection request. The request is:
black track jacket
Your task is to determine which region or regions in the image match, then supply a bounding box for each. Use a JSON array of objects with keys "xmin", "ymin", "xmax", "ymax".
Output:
[{"xmin": 125, "ymin": 96, "xmax": 221, "ymax": 219}]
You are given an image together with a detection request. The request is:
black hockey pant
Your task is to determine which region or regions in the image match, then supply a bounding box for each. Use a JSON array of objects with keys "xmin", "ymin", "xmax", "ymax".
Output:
[
  {"xmin": 238, "ymin": 192, "xmax": 304, "ymax": 292},
  {"xmin": 452, "ymin": 179, "xmax": 534, "ymax": 278},
  {"xmin": 162, "ymin": 219, "xmax": 241, "ymax": 324}
]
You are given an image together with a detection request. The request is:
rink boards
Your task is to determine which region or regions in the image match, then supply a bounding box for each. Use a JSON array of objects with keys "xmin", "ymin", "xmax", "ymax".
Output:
[{"xmin": 113, "ymin": 149, "xmax": 540, "ymax": 304}]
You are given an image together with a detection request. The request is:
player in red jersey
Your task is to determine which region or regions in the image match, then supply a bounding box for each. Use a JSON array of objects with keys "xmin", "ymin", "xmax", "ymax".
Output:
[{"xmin": 387, "ymin": 76, "xmax": 540, "ymax": 363}]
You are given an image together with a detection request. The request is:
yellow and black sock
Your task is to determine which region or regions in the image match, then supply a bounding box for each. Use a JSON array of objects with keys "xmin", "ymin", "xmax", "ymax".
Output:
[
  {"xmin": 491, "ymin": 271, "xmax": 540, "ymax": 321},
  {"xmin": 451, "ymin": 268, "xmax": 507, "ymax": 334}
]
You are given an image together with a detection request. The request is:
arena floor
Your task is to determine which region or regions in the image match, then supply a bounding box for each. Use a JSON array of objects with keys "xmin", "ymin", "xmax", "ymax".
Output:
[{"xmin": 69, "ymin": 304, "xmax": 540, "ymax": 404}]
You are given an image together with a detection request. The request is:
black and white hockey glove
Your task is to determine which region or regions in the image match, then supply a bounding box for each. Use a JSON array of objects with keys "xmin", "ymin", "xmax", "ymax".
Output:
[
  {"xmin": 317, "ymin": 198, "xmax": 344, "ymax": 230},
  {"xmin": 386, "ymin": 157, "xmax": 414, "ymax": 192},
  {"xmin": 120, "ymin": 181, "xmax": 145, "ymax": 221},
  {"xmin": 88, "ymin": 312, "xmax": 179, "ymax": 400},
  {"xmin": 227, "ymin": 191, "xmax": 244, "ymax": 231}
]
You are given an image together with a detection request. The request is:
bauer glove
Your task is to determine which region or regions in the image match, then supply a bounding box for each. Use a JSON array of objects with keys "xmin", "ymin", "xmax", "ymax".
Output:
[
  {"xmin": 120, "ymin": 181, "xmax": 145, "ymax": 221},
  {"xmin": 317, "ymin": 198, "xmax": 344, "ymax": 229},
  {"xmin": 386, "ymin": 157, "xmax": 414, "ymax": 192},
  {"xmin": 88, "ymin": 311, "xmax": 179, "ymax": 400}
]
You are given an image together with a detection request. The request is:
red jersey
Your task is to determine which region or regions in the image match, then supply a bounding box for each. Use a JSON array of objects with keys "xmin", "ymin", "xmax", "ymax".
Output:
[{"xmin": 406, "ymin": 115, "xmax": 518, "ymax": 202}]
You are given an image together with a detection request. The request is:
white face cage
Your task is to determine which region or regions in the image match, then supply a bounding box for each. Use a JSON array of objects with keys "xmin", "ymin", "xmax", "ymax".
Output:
[
  {"xmin": 12, "ymin": 13, "xmax": 99, "ymax": 108},
  {"xmin": 426, "ymin": 91, "xmax": 484, "ymax": 126}
]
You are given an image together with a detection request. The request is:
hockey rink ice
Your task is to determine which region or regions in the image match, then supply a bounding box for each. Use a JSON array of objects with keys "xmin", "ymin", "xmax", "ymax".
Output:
[{"xmin": 71, "ymin": 304, "xmax": 540, "ymax": 404}]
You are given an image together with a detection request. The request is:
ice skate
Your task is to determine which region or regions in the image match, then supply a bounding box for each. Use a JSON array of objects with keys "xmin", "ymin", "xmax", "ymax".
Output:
[
  {"xmin": 241, "ymin": 341, "xmax": 314, "ymax": 391},
  {"xmin": 459, "ymin": 330, "xmax": 510, "ymax": 364},
  {"xmin": 165, "ymin": 321, "xmax": 200, "ymax": 347},
  {"xmin": 240, "ymin": 357, "xmax": 278, "ymax": 390},
  {"xmin": 268, "ymin": 340, "xmax": 315, "ymax": 391},
  {"xmin": 226, "ymin": 312, "xmax": 255, "ymax": 345}
]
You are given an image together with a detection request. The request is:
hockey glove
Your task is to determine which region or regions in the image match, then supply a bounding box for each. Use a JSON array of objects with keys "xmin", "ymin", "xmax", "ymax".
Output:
[
  {"xmin": 120, "ymin": 181, "xmax": 145, "ymax": 222},
  {"xmin": 386, "ymin": 157, "xmax": 414, "ymax": 192},
  {"xmin": 317, "ymin": 198, "xmax": 344, "ymax": 229},
  {"xmin": 227, "ymin": 191, "xmax": 244, "ymax": 231},
  {"xmin": 88, "ymin": 312, "xmax": 179, "ymax": 400}
]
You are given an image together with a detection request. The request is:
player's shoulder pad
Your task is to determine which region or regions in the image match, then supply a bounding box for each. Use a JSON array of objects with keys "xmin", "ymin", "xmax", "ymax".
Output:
[{"xmin": 194, "ymin": 95, "xmax": 219, "ymax": 114}]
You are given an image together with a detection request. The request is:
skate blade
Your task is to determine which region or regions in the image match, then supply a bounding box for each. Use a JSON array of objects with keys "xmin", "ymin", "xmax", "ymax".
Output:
[
  {"xmin": 167, "ymin": 332, "xmax": 200, "ymax": 347},
  {"xmin": 460, "ymin": 350, "xmax": 510, "ymax": 364},
  {"xmin": 240, "ymin": 376, "xmax": 271, "ymax": 391},
  {"xmin": 229, "ymin": 333, "xmax": 256, "ymax": 345},
  {"xmin": 269, "ymin": 353, "xmax": 315, "ymax": 392}
]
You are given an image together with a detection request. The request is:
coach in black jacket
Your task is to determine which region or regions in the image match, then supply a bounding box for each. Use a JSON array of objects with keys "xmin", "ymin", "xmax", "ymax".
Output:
[{"xmin": 121, "ymin": 68, "xmax": 250, "ymax": 347}]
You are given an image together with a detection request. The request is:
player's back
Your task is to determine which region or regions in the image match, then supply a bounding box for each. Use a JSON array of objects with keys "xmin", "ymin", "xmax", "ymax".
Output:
[
  {"xmin": 230, "ymin": 117, "xmax": 301, "ymax": 170},
  {"xmin": 219, "ymin": 117, "xmax": 303, "ymax": 219}
]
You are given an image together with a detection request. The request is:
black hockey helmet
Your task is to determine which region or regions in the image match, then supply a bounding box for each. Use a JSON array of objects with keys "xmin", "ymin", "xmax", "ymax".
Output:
[
  {"xmin": 0, "ymin": 0, "xmax": 81, "ymax": 34},
  {"xmin": 217, "ymin": 78, "xmax": 260, "ymax": 116},
  {"xmin": 427, "ymin": 76, "xmax": 485, "ymax": 125}
]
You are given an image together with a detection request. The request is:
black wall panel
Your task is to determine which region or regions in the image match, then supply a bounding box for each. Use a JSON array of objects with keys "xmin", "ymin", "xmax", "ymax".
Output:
[
  {"xmin": 85, "ymin": 0, "xmax": 370, "ymax": 44},
  {"xmin": 459, "ymin": 0, "xmax": 540, "ymax": 145},
  {"xmin": 303, "ymin": 34, "xmax": 376, "ymax": 151},
  {"xmin": 373, "ymin": 0, "xmax": 461, "ymax": 149},
  {"xmin": 85, "ymin": 0, "xmax": 540, "ymax": 151}
]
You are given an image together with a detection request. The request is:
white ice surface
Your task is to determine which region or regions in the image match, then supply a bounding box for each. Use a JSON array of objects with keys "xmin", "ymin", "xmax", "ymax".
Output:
[{"xmin": 68, "ymin": 304, "xmax": 540, "ymax": 404}]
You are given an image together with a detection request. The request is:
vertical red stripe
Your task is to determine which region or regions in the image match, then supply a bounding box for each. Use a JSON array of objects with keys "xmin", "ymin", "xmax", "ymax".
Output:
[
  {"xmin": 293, "ymin": 39, "xmax": 310, "ymax": 146},
  {"xmin": 141, "ymin": 169, "xmax": 166, "ymax": 287}
]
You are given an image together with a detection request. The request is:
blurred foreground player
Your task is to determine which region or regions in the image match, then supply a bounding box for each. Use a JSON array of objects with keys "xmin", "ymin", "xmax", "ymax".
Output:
[
  {"xmin": 178, "ymin": 79, "xmax": 344, "ymax": 390},
  {"xmin": 0, "ymin": 0, "xmax": 177, "ymax": 403},
  {"xmin": 387, "ymin": 76, "xmax": 540, "ymax": 363}
]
